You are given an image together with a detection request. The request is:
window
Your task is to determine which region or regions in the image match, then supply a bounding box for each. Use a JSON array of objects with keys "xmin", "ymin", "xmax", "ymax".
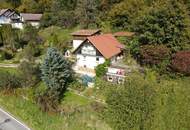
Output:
[
  {"xmin": 96, "ymin": 57, "xmax": 99, "ymax": 61},
  {"xmin": 107, "ymin": 76, "xmax": 113, "ymax": 82},
  {"xmin": 118, "ymin": 78, "xmax": 124, "ymax": 84},
  {"xmin": 83, "ymin": 56, "xmax": 86, "ymax": 61}
]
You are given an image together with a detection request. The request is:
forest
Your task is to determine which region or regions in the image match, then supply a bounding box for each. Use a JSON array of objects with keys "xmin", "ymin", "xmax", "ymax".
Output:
[{"xmin": 0, "ymin": 0, "xmax": 190, "ymax": 130}]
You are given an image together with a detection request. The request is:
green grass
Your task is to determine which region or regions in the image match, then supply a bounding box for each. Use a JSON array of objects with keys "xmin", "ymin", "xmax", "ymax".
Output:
[
  {"xmin": 39, "ymin": 26, "xmax": 75, "ymax": 46},
  {"xmin": 0, "ymin": 92, "xmax": 65, "ymax": 130},
  {"xmin": 0, "ymin": 87, "xmax": 111, "ymax": 130},
  {"xmin": 0, "ymin": 67, "xmax": 18, "ymax": 74},
  {"xmin": 62, "ymin": 91, "xmax": 90, "ymax": 106}
]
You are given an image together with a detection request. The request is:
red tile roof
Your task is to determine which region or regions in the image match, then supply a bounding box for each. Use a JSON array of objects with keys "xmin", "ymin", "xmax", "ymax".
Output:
[
  {"xmin": 114, "ymin": 31, "xmax": 135, "ymax": 37},
  {"xmin": 74, "ymin": 34, "xmax": 124, "ymax": 59},
  {"xmin": 71, "ymin": 29, "xmax": 101, "ymax": 36}
]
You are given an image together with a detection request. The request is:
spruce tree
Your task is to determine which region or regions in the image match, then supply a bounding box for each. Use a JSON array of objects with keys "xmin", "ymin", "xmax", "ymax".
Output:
[{"xmin": 39, "ymin": 48, "xmax": 73, "ymax": 111}]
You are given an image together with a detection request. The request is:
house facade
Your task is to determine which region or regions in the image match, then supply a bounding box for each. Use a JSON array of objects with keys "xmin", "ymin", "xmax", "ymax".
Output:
[
  {"xmin": 0, "ymin": 9, "xmax": 23, "ymax": 29},
  {"xmin": 20, "ymin": 13, "xmax": 42, "ymax": 28},
  {"xmin": 73, "ymin": 34, "xmax": 124, "ymax": 77},
  {"xmin": 0, "ymin": 9, "xmax": 42, "ymax": 29}
]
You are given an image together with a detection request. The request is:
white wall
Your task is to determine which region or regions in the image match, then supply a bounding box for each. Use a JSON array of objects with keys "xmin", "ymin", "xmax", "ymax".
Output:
[
  {"xmin": 73, "ymin": 40, "xmax": 84, "ymax": 49},
  {"xmin": 12, "ymin": 22, "xmax": 23, "ymax": 29},
  {"xmin": 29, "ymin": 21, "xmax": 40, "ymax": 28},
  {"xmin": 76, "ymin": 54, "xmax": 105, "ymax": 69},
  {"xmin": 0, "ymin": 17, "xmax": 11, "ymax": 24},
  {"xmin": 81, "ymin": 43, "xmax": 96, "ymax": 55}
]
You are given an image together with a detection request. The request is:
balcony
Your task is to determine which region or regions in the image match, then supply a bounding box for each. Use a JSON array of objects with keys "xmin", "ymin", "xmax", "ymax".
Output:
[{"xmin": 81, "ymin": 49, "xmax": 96, "ymax": 56}]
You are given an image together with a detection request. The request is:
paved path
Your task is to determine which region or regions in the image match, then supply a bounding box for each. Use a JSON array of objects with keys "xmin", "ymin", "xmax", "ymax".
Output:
[
  {"xmin": 0, "ymin": 108, "xmax": 30, "ymax": 130},
  {"xmin": 0, "ymin": 63, "xmax": 19, "ymax": 68}
]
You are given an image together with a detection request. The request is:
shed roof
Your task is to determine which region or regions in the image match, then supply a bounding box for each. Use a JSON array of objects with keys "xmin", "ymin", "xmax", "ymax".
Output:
[
  {"xmin": 71, "ymin": 29, "xmax": 101, "ymax": 36},
  {"xmin": 21, "ymin": 13, "xmax": 42, "ymax": 21}
]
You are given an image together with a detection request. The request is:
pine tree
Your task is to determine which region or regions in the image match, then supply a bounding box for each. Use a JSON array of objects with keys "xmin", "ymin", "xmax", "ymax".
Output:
[{"xmin": 39, "ymin": 48, "xmax": 73, "ymax": 112}]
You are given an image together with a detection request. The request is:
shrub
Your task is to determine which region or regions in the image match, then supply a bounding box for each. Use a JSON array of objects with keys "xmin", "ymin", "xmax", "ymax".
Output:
[
  {"xmin": 19, "ymin": 61, "xmax": 41, "ymax": 87},
  {"xmin": 104, "ymin": 73, "xmax": 156, "ymax": 130},
  {"xmin": 0, "ymin": 49, "xmax": 15, "ymax": 60},
  {"xmin": 0, "ymin": 50, "xmax": 5, "ymax": 61},
  {"xmin": 90, "ymin": 101, "xmax": 105, "ymax": 113},
  {"xmin": 171, "ymin": 51, "xmax": 190, "ymax": 75},
  {"xmin": 22, "ymin": 41, "xmax": 42, "ymax": 61},
  {"xmin": 69, "ymin": 80, "xmax": 85, "ymax": 92},
  {"xmin": 139, "ymin": 45, "xmax": 170, "ymax": 66},
  {"xmin": 0, "ymin": 71, "xmax": 21, "ymax": 91},
  {"xmin": 95, "ymin": 60, "xmax": 110, "ymax": 77}
]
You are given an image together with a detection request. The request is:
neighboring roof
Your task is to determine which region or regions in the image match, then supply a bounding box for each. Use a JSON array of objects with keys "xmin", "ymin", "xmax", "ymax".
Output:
[
  {"xmin": 114, "ymin": 31, "xmax": 135, "ymax": 37},
  {"xmin": 74, "ymin": 34, "xmax": 124, "ymax": 59},
  {"xmin": 71, "ymin": 29, "xmax": 101, "ymax": 36},
  {"xmin": 0, "ymin": 9, "xmax": 16, "ymax": 17},
  {"xmin": 21, "ymin": 13, "xmax": 42, "ymax": 21},
  {"xmin": 0, "ymin": 9, "xmax": 9, "ymax": 16}
]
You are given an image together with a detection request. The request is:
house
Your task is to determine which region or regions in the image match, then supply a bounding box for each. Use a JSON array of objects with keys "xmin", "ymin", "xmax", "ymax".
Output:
[
  {"xmin": 73, "ymin": 34, "xmax": 124, "ymax": 77},
  {"xmin": 20, "ymin": 13, "xmax": 42, "ymax": 28},
  {"xmin": 0, "ymin": 9, "xmax": 42, "ymax": 29},
  {"xmin": 106, "ymin": 67, "xmax": 126, "ymax": 84},
  {"xmin": 71, "ymin": 29, "xmax": 101, "ymax": 50},
  {"xmin": 0, "ymin": 9, "xmax": 23, "ymax": 29}
]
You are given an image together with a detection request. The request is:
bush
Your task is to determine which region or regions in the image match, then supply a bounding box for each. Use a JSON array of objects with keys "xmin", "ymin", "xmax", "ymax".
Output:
[
  {"xmin": 0, "ymin": 51, "xmax": 5, "ymax": 61},
  {"xmin": 19, "ymin": 61, "xmax": 41, "ymax": 87},
  {"xmin": 171, "ymin": 51, "xmax": 190, "ymax": 75},
  {"xmin": 95, "ymin": 60, "xmax": 110, "ymax": 77},
  {"xmin": 69, "ymin": 80, "xmax": 85, "ymax": 92},
  {"xmin": 139, "ymin": 45, "xmax": 170, "ymax": 66},
  {"xmin": 0, "ymin": 49, "xmax": 15, "ymax": 60},
  {"xmin": 104, "ymin": 73, "xmax": 156, "ymax": 130},
  {"xmin": 0, "ymin": 71, "xmax": 21, "ymax": 91},
  {"xmin": 21, "ymin": 41, "xmax": 42, "ymax": 61}
]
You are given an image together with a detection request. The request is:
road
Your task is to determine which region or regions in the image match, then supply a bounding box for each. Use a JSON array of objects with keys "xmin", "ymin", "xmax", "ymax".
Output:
[{"xmin": 0, "ymin": 108, "xmax": 30, "ymax": 130}]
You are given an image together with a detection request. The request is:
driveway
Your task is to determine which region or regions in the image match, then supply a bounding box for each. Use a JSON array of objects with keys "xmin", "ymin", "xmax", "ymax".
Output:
[{"xmin": 0, "ymin": 108, "xmax": 30, "ymax": 130}]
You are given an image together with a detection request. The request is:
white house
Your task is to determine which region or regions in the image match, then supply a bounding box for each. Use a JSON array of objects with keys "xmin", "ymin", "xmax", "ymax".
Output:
[
  {"xmin": 71, "ymin": 29, "xmax": 101, "ymax": 50},
  {"xmin": 73, "ymin": 34, "xmax": 124, "ymax": 76},
  {"xmin": 0, "ymin": 9, "xmax": 23, "ymax": 29},
  {"xmin": 0, "ymin": 9, "xmax": 42, "ymax": 29},
  {"xmin": 20, "ymin": 13, "xmax": 42, "ymax": 28}
]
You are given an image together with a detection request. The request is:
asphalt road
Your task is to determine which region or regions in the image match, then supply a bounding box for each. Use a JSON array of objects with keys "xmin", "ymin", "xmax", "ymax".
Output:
[{"xmin": 0, "ymin": 108, "xmax": 30, "ymax": 130}]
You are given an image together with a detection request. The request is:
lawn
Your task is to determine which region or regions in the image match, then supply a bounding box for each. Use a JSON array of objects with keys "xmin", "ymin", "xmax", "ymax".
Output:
[
  {"xmin": 0, "ymin": 87, "xmax": 111, "ymax": 130},
  {"xmin": 0, "ymin": 67, "xmax": 18, "ymax": 74}
]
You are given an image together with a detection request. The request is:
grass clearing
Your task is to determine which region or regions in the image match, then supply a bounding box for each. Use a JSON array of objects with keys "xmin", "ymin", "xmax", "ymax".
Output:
[
  {"xmin": 62, "ymin": 91, "xmax": 91, "ymax": 106},
  {"xmin": 0, "ymin": 93, "xmax": 64, "ymax": 130},
  {"xmin": 0, "ymin": 67, "xmax": 18, "ymax": 74},
  {"xmin": 0, "ymin": 87, "xmax": 111, "ymax": 130}
]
